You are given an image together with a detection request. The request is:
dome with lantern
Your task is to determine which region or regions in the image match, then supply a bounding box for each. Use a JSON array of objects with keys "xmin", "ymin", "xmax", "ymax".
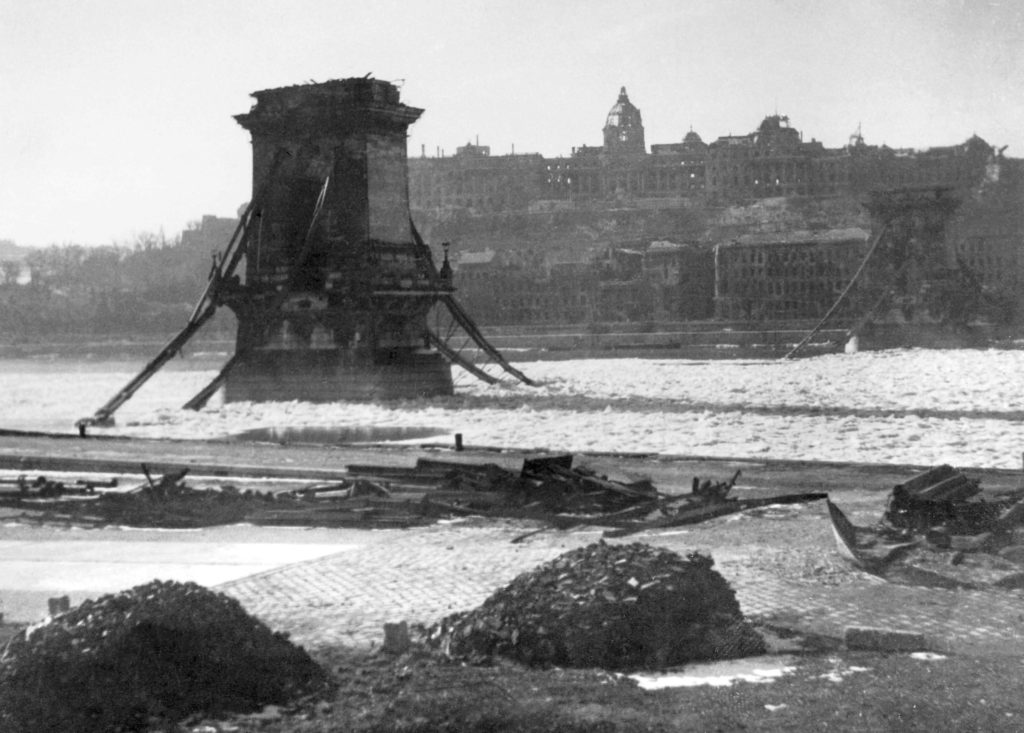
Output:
[{"xmin": 602, "ymin": 87, "xmax": 646, "ymax": 154}]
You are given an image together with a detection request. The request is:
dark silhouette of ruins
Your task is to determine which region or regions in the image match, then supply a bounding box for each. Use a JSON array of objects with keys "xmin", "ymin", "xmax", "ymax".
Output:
[{"xmin": 78, "ymin": 78, "xmax": 530, "ymax": 429}]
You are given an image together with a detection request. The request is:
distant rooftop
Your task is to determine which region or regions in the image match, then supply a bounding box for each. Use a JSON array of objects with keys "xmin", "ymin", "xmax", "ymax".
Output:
[{"xmin": 730, "ymin": 227, "xmax": 870, "ymax": 246}]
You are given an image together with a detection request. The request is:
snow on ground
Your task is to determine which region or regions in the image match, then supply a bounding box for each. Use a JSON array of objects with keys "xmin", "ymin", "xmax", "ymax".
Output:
[{"xmin": 1, "ymin": 349, "xmax": 1022, "ymax": 468}]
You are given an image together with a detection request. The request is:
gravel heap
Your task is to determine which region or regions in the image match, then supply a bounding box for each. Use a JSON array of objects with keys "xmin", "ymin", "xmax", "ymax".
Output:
[
  {"xmin": 0, "ymin": 580, "xmax": 328, "ymax": 733},
  {"xmin": 425, "ymin": 541, "xmax": 765, "ymax": 670}
]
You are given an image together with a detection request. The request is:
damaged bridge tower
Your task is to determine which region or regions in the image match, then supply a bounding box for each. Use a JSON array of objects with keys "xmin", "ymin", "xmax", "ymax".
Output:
[
  {"xmin": 76, "ymin": 77, "xmax": 532, "ymax": 430},
  {"xmin": 223, "ymin": 78, "xmax": 454, "ymax": 401}
]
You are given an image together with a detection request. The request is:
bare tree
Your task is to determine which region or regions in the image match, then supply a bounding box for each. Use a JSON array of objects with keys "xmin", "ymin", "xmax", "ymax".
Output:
[{"xmin": 0, "ymin": 260, "xmax": 21, "ymax": 286}]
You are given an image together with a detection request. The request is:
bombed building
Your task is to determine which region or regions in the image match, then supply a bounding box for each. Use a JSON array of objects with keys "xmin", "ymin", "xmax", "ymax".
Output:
[
  {"xmin": 409, "ymin": 87, "xmax": 996, "ymax": 213},
  {"xmin": 408, "ymin": 87, "xmax": 1022, "ymax": 330}
]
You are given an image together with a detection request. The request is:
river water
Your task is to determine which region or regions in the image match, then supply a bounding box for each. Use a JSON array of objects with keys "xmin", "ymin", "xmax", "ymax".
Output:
[{"xmin": 1, "ymin": 349, "xmax": 1022, "ymax": 469}]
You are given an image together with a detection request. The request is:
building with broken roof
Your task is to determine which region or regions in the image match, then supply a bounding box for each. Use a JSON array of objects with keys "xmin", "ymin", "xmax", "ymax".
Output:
[
  {"xmin": 409, "ymin": 87, "xmax": 997, "ymax": 215},
  {"xmin": 406, "ymin": 86, "xmax": 1022, "ymax": 330},
  {"xmin": 714, "ymin": 228, "xmax": 872, "ymax": 321}
]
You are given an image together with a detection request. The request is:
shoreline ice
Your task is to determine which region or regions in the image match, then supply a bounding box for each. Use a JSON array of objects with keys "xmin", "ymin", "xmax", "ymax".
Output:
[{"xmin": 1, "ymin": 349, "xmax": 1021, "ymax": 469}]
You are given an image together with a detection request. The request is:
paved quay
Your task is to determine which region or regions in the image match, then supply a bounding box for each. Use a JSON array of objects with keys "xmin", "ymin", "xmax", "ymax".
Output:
[
  {"xmin": 2, "ymin": 435, "xmax": 1022, "ymax": 657},
  {"xmin": 0, "ymin": 522, "xmax": 353, "ymax": 623},
  {"xmin": 221, "ymin": 511, "xmax": 1024, "ymax": 658}
]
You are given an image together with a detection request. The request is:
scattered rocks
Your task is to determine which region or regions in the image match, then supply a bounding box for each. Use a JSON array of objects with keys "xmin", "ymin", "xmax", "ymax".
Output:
[
  {"xmin": 424, "ymin": 541, "xmax": 765, "ymax": 670},
  {"xmin": 0, "ymin": 580, "xmax": 328, "ymax": 733}
]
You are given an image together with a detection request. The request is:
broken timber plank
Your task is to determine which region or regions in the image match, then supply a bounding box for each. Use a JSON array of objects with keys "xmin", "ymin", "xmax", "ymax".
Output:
[
  {"xmin": 522, "ymin": 454, "xmax": 575, "ymax": 476},
  {"xmin": 602, "ymin": 492, "xmax": 828, "ymax": 538},
  {"xmin": 915, "ymin": 474, "xmax": 979, "ymax": 502},
  {"xmin": 573, "ymin": 471, "xmax": 661, "ymax": 500},
  {"xmin": 894, "ymin": 465, "xmax": 958, "ymax": 495},
  {"xmin": 416, "ymin": 457, "xmax": 524, "ymax": 474}
]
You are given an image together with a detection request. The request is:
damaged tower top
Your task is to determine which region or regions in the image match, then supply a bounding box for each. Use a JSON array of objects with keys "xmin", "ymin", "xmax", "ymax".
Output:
[{"xmin": 234, "ymin": 78, "xmax": 424, "ymax": 251}]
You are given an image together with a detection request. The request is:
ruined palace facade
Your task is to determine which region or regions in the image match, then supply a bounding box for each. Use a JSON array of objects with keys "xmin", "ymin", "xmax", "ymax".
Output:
[{"xmin": 409, "ymin": 87, "xmax": 996, "ymax": 213}]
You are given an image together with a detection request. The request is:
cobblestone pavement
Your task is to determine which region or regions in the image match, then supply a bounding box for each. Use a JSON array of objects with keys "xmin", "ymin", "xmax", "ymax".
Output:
[{"xmin": 219, "ymin": 515, "xmax": 1024, "ymax": 657}]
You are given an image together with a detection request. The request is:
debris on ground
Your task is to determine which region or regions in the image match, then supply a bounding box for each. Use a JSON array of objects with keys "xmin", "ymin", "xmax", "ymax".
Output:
[
  {"xmin": 0, "ymin": 580, "xmax": 329, "ymax": 733},
  {"xmin": 884, "ymin": 464, "xmax": 1011, "ymax": 533},
  {"xmin": 0, "ymin": 455, "xmax": 827, "ymax": 532},
  {"xmin": 0, "ymin": 468, "xmax": 280, "ymax": 528},
  {"xmin": 421, "ymin": 541, "xmax": 766, "ymax": 670},
  {"xmin": 0, "ymin": 473, "xmax": 115, "ymax": 498},
  {"xmin": 598, "ymin": 474, "xmax": 827, "ymax": 540},
  {"xmin": 265, "ymin": 455, "xmax": 825, "ymax": 536},
  {"xmin": 828, "ymin": 464, "xmax": 1024, "ymax": 590}
]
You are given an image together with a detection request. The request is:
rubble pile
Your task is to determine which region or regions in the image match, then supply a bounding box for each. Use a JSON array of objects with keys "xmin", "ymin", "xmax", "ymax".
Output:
[
  {"xmin": 884, "ymin": 464, "xmax": 1010, "ymax": 533},
  {"xmin": 424, "ymin": 541, "xmax": 765, "ymax": 670},
  {"xmin": 0, "ymin": 580, "xmax": 328, "ymax": 733},
  {"xmin": 829, "ymin": 465, "xmax": 1024, "ymax": 590}
]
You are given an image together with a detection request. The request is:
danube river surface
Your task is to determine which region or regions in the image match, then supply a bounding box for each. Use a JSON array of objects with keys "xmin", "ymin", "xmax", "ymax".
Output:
[{"xmin": 1, "ymin": 349, "xmax": 1022, "ymax": 469}]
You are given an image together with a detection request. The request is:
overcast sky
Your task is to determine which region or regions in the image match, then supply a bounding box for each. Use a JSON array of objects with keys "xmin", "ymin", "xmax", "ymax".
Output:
[{"xmin": 2, "ymin": 0, "xmax": 1022, "ymax": 247}]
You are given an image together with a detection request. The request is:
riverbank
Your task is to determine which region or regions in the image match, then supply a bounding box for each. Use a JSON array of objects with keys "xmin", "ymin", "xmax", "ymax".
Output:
[{"xmin": 0, "ymin": 319, "xmax": 1018, "ymax": 362}]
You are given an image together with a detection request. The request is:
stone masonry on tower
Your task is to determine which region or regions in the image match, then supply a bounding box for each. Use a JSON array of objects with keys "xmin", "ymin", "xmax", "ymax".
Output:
[{"xmin": 221, "ymin": 78, "xmax": 454, "ymax": 402}]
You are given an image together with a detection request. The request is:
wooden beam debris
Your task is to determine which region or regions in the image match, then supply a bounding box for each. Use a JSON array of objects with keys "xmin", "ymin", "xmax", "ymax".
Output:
[
  {"xmin": 885, "ymin": 464, "xmax": 997, "ymax": 532},
  {"xmin": 0, "ymin": 455, "xmax": 827, "ymax": 533},
  {"xmin": 828, "ymin": 465, "xmax": 1024, "ymax": 590}
]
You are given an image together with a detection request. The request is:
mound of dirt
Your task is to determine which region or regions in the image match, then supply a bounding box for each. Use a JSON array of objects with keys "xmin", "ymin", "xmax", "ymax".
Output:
[
  {"xmin": 0, "ymin": 580, "xmax": 328, "ymax": 732},
  {"xmin": 425, "ymin": 541, "xmax": 765, "ymax": 670}
]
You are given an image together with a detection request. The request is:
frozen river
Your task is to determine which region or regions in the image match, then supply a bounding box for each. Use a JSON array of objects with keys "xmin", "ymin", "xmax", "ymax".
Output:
[{"xmin": 1, "ymin": 349, "xmax": 1022, "ymax": 469}]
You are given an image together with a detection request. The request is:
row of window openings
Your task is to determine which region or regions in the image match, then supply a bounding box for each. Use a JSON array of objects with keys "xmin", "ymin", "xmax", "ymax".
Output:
[
  {"xmin": 719, "ymin": 281, "xmax": 846, "ymax": 296},
  {"xmin": 412, "ymin": 160, "xmax": 704, "ymax": 187},
  {"xmin": 724, "ymin": 267, "xmax": 852, "ymax": 282},
  {"xmin": 413, "ymin": 177, "xmax": 705, "ymax": 203},
  {"xmin": 730, "ymin": 248, "xmax": 855, "ymax": 265},
  {"xmin": 416, "ymin": 170, "xmax": 703, "ymax": 189},
  {"xmin": 413, "ymin": 158, "xmax": 963, "ymax": 183},
  {"xmin": 497, "ymin": 295, "xmax": 591, "ymax": 309}
]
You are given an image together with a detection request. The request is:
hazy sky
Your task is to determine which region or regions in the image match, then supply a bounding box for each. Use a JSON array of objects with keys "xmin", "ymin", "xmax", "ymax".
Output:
[{"xmin": 2, "ymin": 0, "xmax": 1022, "ymax": 247}]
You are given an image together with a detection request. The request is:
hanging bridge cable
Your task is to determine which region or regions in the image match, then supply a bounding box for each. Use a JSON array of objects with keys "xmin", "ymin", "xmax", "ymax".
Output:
[
  {"xmin": 426, "ymin": 331, "xmax": 499, "ymax": 385},
  {"xmin": 782, "ymin": 222, "xmax": 890, "ymax": 360},
  {"xmin": 182, "ymin": 173, "xmax": 332, "ymax": 410},
  {"xmin": 189, "ymin": 148, "xmax": 290, "ymax": 322},
  {"xmin": 440, "ymin": 293, "xmax": 537, "ymax": 385},
  {"xmin": 76, "ymin": 151, "xmax": 290, "ymax": 428},
  {"xmin": 409, "ymin": 218, "xmax": 530, "ymax": 386},
  {"xmin": 453, "ymin": 332, "xmax": 484, "ymax": 382},
  {"xmin": 431, "ymin": 303, "xmax": 493, "ymax": 385}
]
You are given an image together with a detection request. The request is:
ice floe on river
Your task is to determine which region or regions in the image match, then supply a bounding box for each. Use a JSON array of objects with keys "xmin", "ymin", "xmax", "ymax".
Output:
[{"xmin": 1, "ymin": 348, "xmax": 1021, "ymax": 468}]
